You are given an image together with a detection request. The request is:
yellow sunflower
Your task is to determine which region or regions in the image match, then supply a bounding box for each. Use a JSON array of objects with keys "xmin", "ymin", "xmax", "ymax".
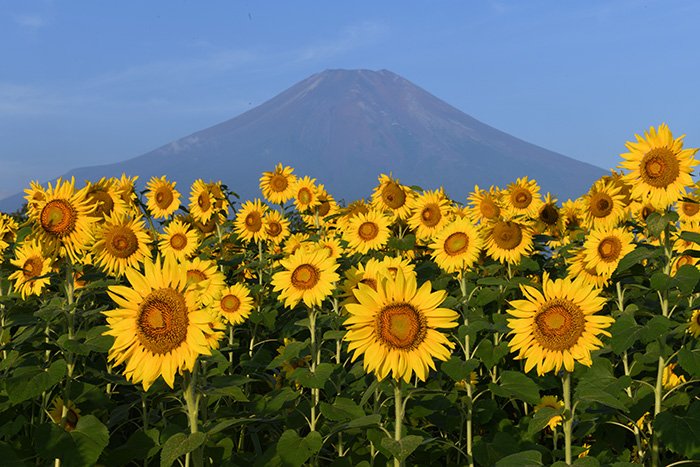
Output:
[
  {"xmin": 407, "ymin": 189, "xmax": 452, "ymax": 241},
  {"xmin": 260, "ymin": 163, "xmax": 297, "ymax": 204},
  {"xmin": 313, "ymin": 236, "xmax": 344, "ymax": 261},
  {"xmin": 234, "ymin": 199, "xmax": 268, "ymax": 243},
  {"xmin": 84, "ymin": 177, "xmax": 128, "ymax": 219},
  {"xmin": 662, "ymin": 363, "xmax": 686, "ymax": 390},
  {"xmin": 48, "ymin": 397, "xmax": 80, "ymax": 431},
  {"xmin": 292, "ymin": 176, "xmax": 320, "ymax": 213},
  {"xmin": 103, "ymin": 256, "xmax": 224, "ymax": 391},
  {"xmin": 343, "ymin": 269, "xmax": 458, "ymax": 383},
  {"xmin": 566, "ymin": 249, "xmax": 611, "ymax": 289},
  {"xmin": 371, "ymin": 174, "xmax": 414, "ymax": 220},
  {"xmin": 344, "ymin": 209, "xmax": 392, "ymax": 254},
  {"xmin": 581, "ymin": 179, "xmax": 627, "ymax": 230},
  {"xmin": 582, "ymin": 227, "xmax": 635, "ymax": 276},
  {"xmin": 283, "ymin": 232, "xmax": 311, "ymax": 255},
  {"xmin": 214, "ymin": 283, "xmax": 254, "ymax": 325},
  {"xmin": 534, "ymin": 395, "xmax": 564, "ymax": 430},
  {"xmin": 146, "ymin": 176, "xmax": 181, "ymax": 219},
  {"xmin": 468, "ymin": 185, "xmax": 503, "ymax": 225},
  {"xmin": 341, "ymin": 258, "xmax": 390, "ymax": 304},
  {"xmin": 189, "ymin": 180, "xmax": 228, "ymax": 224},
  {"xmin": 116, "ymin": 174, "xmax": 139, "ymax": 211},
  {"xmin": 185, "ymin": 257, "xmax": 226, "ymax": 306},
  {"xmin": 688, "ymin": 309, "xmax": 700, "ymax": 338},
  {"xmin": 262, "ymin": 210, "xmax": 290, "ymax": 244},
  {"xmin": 271, "ymin": 248, "xmax": 339, "ymax": 308},
  {"xmin": 9, "ymin": 239, "xmax": 53, "ymax": 299},
  {"xmin": 619, "ymin": 123, "xmax": 699, "ymax": 209},
  {"xmin": 506, "ymin": 272, "xmax": 614, "ymax": 375},
  {"xmin": 534, "ymin": 193, "xmax": 564, "ymax": 237},
  {"xmin": 29, "ymin": 178, "xmax": 95, "ymax": 262},
  {"xmin": 159, "ymin": 218, "xmax": 200, "ymax": 261},
  {"xmin": 677, "ymin": 198, "xmax": 700, "ymax": 227},
  {"xmin": 503, "ymin": 177, "xmax": 544, "ymax": 219},
  {"xmin": 0, "ymin": 213, "xmax": 18, "ymax": 251},
  {"xmin": 483, "ymin": 218, "xmax": 534, "ymax": 264},
  {"xmin": 336, "ymin": 199, "xmax": 371, "ymax": 232},
  {"xmin": 429, "ymin": 217, "xmax": 483, "ymax": 273},
  {"xmin": 24, "ymin": 180, "xmax": 47, "ymax": 218},
  {"xmin": 303, "ymin": 186, "xmax": 340, "ymax": 228},
  {"xmin": 92, "ymin": 214, "xmax": 152, "ymax": 277}
]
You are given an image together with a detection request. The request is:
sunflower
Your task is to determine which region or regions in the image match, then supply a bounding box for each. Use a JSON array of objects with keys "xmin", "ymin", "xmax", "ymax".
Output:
[
  {"xmin": 534, "ymin": 193, "xmax": 564, "ymax": 237},
  {"xmin": 29, "ymin": 178, "xmax": 95, "ymax": 262},
  {"xmin": 506, "ymin": 272, "xmax": 614, "ymax": 375},
  {"xmin": 189, "ymin": 180, "xmax": 228, "ymax": 224},
  {"xmin": 662, "ymin": 363, "xmax": 686, "ymax": 390},
  {"xmin": 9, "ymin": 240, "xmax": 53, "ymax": 298},
  {"xmin": 582, "ymin": 227, "xmax": 635, "ymax": 276},
  {"xmin": 234, "ymin": 199, "xmax": 268, "ymax": 243},
  {"xmin": 336, "ymin": 199, "xmax": 371, "ymax": 232},
  {"xmin": 214, "ymin": 283, "xmax": 254, "ymax": 325},
  {"xmin": 566, "ymin": 249, "xmax": 611, "ymax": 289},
  {"xmin": 48, "ymin": 397, "xmax": 80, "ymax": 431},
  {"xmin": 467, "ymin": 185, "xmax": 503, "ymax": 225},
  {"xmin": 24, "ymin": 180, "xmax": 47, "ymax": 218},
  {"xmin": 303, "ymin": 186, "xmax": 340, "ymax": 228},
  {"xmin": 341, "ymin": 256, "xmax": 415, "ymax": 305},
  {"xmin": 344, "ymin": 210, "xmax": 391, "ymax": 254},
  {"xmin": 262, "ymin": 210, "xmax": 290, "ymax": 244},
  {"xmin": 0, "ymin": 213, "xmax": 18, "ymax": 249},
  {"xmin": 103, "ymin": 256, "xmax": 224, "ymax": 391},
  {"xmin": 84, "ymin": 177, "xmax": 127, "ymax": 219},
  {"xmin": 116, "ymin": 173, "xmax": 139, "ymax": 210},
  {"xmin": 677, "ymin": 198, "xmax": 700, "ymax": 227},
  {"xmin": 688, "ymin": 309, "xmax": 700, "ymax": 338},
  {"xmin": 92, "ymin": 214, "xmax": 152, "ymax": 276},
  {"xmin": 344, "ymin": 269, "xmax": 458, "ymax": 383},
  {"xmin": 313, "ymin": 236, "xmax": 344, "ymax": 261},
  {"xmin": 619, "ymin": 124, "xmax": 699, "ymax": 209},
  {"xmin": 407, "ymin": 189, "xmax": 452, "ymax": 241},
  {"xmin": 272, "ymin": 248, "xmax": 339, "ymax": 308},
  {"xmin": 534, "ymin": 396, "xmax": 564, "ymax": 430},
  {"xmin": 483, "ymin": 218, "xmax": 534, "ymax": 264},
  {"xmin": 185, "ymin": 257, "xmax": 226, "ymax": 306},
  {"xmin": 503, "ymin": 177, "xmax": 544, "ymax": 219},
  {"xmin": 371, "ymin": 174, "xmax": 414, "ymax": 220},
  {"xmin": 159, "ymin": 219, "xmax": 200, "ymax": 261},
  {"xmin": 581, "ymin": 179, "xmax": 627, "ymax": 230},
  {"xmin": 292, "ymin": 176, "xmax": 320, "ymax": 213},
  {"xmin": 283, "ymin": 232, "xmax": 311, "ymax": 255},
  {"xmin": 260, "ymin": 163, "xmax": 297, "ymax": 204},
  {"xmin": 146, "ymin": 176, "xmax": 181, "ymax": 219},
  {"xmin": 429, "ymin": 217, "xmax": 483, "ymax": 273}
]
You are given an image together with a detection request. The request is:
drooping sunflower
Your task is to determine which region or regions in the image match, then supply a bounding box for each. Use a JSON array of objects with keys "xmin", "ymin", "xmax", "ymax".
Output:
[
  {"xmin": 84, "ymin": 177, "xmax": 128, "ymax": 220},
  {"xmin": 185, "ymin": 257, "xmax": 226, "ymax": 306},
  {"xmin": 48, "ymin": 397, "xmax": 80, "ymax": 431},
  {"xmin": 566, "ymin": 249, "xmax": 611, "ymax": 289},
  {"xmin": 407, "ymin": 189, "xmax": 452, "ymax": 241},
  {"xmin": 92, "ymin": 214, "xmax": 152, "ymax": 277},
  {"xmin": 344, "ymin": 210, "xmax": 392, "ymax": 254},
  {"xmin": 467, "ymin": 185, "xmax": 503, "ymax": 225},
  {"xmin": 189, "ymin": 180, "xmax": 228, "ymax": 224},
  {"xmin": 483, "ymin": 217, "xmax": 534, "ymax": 264},
  {"xmin": 29, "ymin": 178, "xmax": 95, "ymax": 262},
  {"xmin": 662, "ymin": 363, "xmax": 686, "ymax": 390},
  {"xmin": 262, "ymin": 210, "xmax": 290, "ymax": 244},
  {"xmin": 103, "ymin": 256, "xmax": 224, "ymax": 391},
  {"xmin": 9, "ymin": 239, "xmax": 53, "ymax": 299},
  {"xmin": 688, "ymin": 309, "xmax": 700, "ymax": 338},
  {"xmin": 116, "ymin": 173, "xmax": 140, "ymax": 212},
  {"xmin": 503, "ymin": 177, "xmax": 544, "ymax": 219},
  {"xmin": 234, "ymin": 199, "xmax": 269, "ymax": 243},
  {"xmin": 344, "ymin": 269, "xmax": 458, "ymax": 383},
  {"xmin": 582, "ymin": 227, "xmax": 635, "ymax": 276},
  {"xmin": 371, "ymin": 174, "xmax": 414, "ymax": 220},
  {"xmin": 303, "ymin": 186, "xmax": 340, "ymax": 228},
  {"xmin": 581, "ymin": 179, "xmax": 627, "ymax": 230},
  {"xmin": 313, "ymin": 236, "xmax": 344, "ymax": 261},
  {"xmin": 271, "ymin": 248, "xmax": 339, "ymax": 308},
  {"xmin": 534, "ymin": 395, "xmax": 564, "ymax": 430},
  {"xmin": 145, "ymin": 176, "xmax": 181, "ymax": 219},
  {"xmin": 506, "ymin": 272, "xmax": 614, "ymax": 375},
  {"xmin": 534, "ymin": 193, "xmax": 564, "ymax": 237},
  {"xmin": 292, "ymin": 176, "xmax": 320, "ymax": 213},
  {"xmin": 619, "ymin": 123, "xmax": 699, "ymax": 209},
  {"xmin": 336, "ymin": 199, "xmax": 371, "ymax": 232},
  {"xmin": 214, "ymin": 283, "xmax": 254, "ymax": 325},
  {"xmin": 429, "ymin": 217, "xmax": 483, "ymax": 273},
  {"xmin": 260, "ymin": 163, "xmax": 297, "ymax": 205},
  {"xmin": 159, "ymin": 218, "xmax": 200, "ymax": 261},
  {"xmin": 24, "ymin": 180, "xmax": 47, "ymax": 218}
]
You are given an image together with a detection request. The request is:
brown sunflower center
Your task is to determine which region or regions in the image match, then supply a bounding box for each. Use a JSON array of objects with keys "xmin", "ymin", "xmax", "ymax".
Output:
[
  {"xmin": 375, "ymin": 303, "xmax": 427, "ymax": 350},
  {"xmin": 270, "ymin": 174, "xmax": 289, "ymax": 192},
  {"xmin": 381, "ymin": 182, "xmax": 407, "ymax": 209},
  {"xmin": 597, "ymin": 237, "xmax": 622, "ymax": 262},
  {"xmin": 187, "ymin": 269, "xmax": 207, "ymax": 284},
  {"xmin": 23, "ymin": 256, "xmax": 43, "ymax": 280},
  {"xmin": 444, "ymin": 232, "xmax": 469, "ymax": 256},
  {"xmin": 539, "ymin": 204, "xmax": 559, "ymax": 225},
  {"xmin": 170, "ymin": 233, "xmax": 188, "ymax": 250},
  {"xmin": 291, "ymin": 264, "xmax": 320, "ymax": 290},
  {"xmin": 359, "ymin": 277, "xmax": 377, "ymax": 291},
  {"xmin": 136, "ymin": 288, "xmax": 189, "ymax": 355},
  {"xmin": 198, "ymin": 192, "xmax": 211, "ymax": 211},
  {"xmin": 298, "ymin": 187, "xmax": 313, "ymax": 205},
  {"xmin": 533, "ymin": 300, "xmax": 586, "ymax": 351},
  {"xmin": 358, "ymin": 221, "xmax": 379, "ymax": 241},
  {"xmin": 220, "ymin": 294, "xmax": 241, "ymax": 314},
  {"xmin": 511, "ymin": 188, "xmax": 532, "ymax": 209},
  {"xmin": 105, "ymin": 226, "xmax": 139, "ymax": 259},
  {"xmin": 88, "ymin": 189, "xmax": 114, "ymax": 217},
  {"xmin": 480, "ymin": 199, "xmax": 500, "ymax": 220},
  {"xmin": 245, "ymin": 211, "xmax": 262, "ymax": 232},
  {"xmin": 492, "ymin": 221, "xmax": 523, "ymax": 250},
  {"xmin": 590, "ymin": 192, "xmax": 613, "ymax": 218},
  {"xmin": 266, "ymin": 220, "xmax": 282, "ymax": 237},
  {"xmin": 318, "ymin": 200, "xmax": 331, "ymax": 217},
  {"xmin": 681, "ymin": 201, "xmax": 700, "ymax": 217},
  {"xmin": 196, "ymin": 217, "xmax": 217, "ymax": 234},
  {"xmin": 640, "ymin": 147, "xmax": 680, "ymax": 188},
  {"xmin": 155, "ymin": 187, "xmax": 174, "ymax": 209},
  {"xmin": 421, "ymin": 203, "xmax": 441, "ymax": 227},
  {"xmin": 40, "ymin": 199, "xmax": 77, "ymax": 237}
]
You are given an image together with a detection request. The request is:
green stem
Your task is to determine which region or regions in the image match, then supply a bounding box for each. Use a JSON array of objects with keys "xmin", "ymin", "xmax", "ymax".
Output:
[
  {"xmin": 183, "ymin": 363, "xmax": 203, "ymax": 467},
  {"xmin": 459, "ymin": 273, "xmax": 474, "ymax": 467},
  {"xmin": 562, "ymin": 372, "xmax": 572, "ymax": 466},
  {"xmin": 394, "ymin": 379, "xmax": 404, "ymax": 467},
  {"xmin": 308, "ymin": 307, "xmax": 319, "ymax": 432}
]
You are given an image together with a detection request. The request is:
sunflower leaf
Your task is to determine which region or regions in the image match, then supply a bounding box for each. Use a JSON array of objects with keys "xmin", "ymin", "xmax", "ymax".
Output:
[
  {"xmin": 441, "ymin": 356, "xmax": 478, "ymax": 382},
  {"xmin": 160, "ymin": 432, "xmax": 206, "ymax": 467},
  {"xmin": 70, "ymin": 415, "xmax": 110, "ymax": 467},
  {"xmin": 528, "ymin": 406, "xmax": 562, "ymax": 435},
  {"xmin": 276, "ymin": 430, "xmax": 322, "ymax": 467},
  {"xmin": 678, "ymin": 347, "xmax": 700, "ymax": 377},
  {"xmin": 474, "ymin": 340, "xmax": 510, "ymax": 368},
  {"xmin": 7, "ymin": 359, "xmax": 67, "ymax": 404},
  {"xmin": 653, "ymin": 400, "xmax": 700, "ymax": 459},
  {"xmin": 291, "ymin": 363, "xmax": 336, "ymax": 389},
  {"xmin": 616, "ymin": 245, "xmax": 660, "ymax": 274},
  {"xmin": 380, "ymin": 435, "xmax": 423, "ymax": 462},
  {"xmin": 488, "ymin": 371, "xmax": 540, "ymax": 405},
  {"xmin": 609, "ymin": 314, "xmax": 643, "ymax": 355},
  {"xmin": 680, "ymin": 230, "xmax": 700, "ymax": 245},
  {"xmin": 493, "ymin": 450, "xmax": 543, "ymax": 466}
]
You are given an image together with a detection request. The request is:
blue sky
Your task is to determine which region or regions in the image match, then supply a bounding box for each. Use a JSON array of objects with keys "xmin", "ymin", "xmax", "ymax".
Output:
[{"xmin": 2, "ymin": 0, "xmax": 699, "ymax": 199}]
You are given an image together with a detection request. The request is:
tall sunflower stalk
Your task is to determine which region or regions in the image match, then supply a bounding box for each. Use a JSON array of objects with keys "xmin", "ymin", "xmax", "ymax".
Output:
[{"xmin": 459, "ymin": 273, "xmax": 475, "ymax": 467}]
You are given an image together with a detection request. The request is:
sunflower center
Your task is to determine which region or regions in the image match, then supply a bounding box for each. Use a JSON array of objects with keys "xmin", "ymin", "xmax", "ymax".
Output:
[
  {"xmin": 590, "ymin": 192, "xmax": 613, "ymax": 218},
  {"xmin": 270, "ymin": 174, "xmax": 289, "ymax": 192},
  {"xmin": 682, "ymin": 201, "xmax": 700, "ymax": 217},
  {"xmin": 291, "ymin": 264, "xmax": 320, "ymax": 290},
  {"xmin": 597, "ymin": 237, "xmax": 622, "ymax": 262},
  {"xmin": 318, "ymin": 200, "xmax": 331, "ymax": 217},
  {"xmin": 421, "ymin": 204, "xmax": 441, "ymax": 227},
  {"xmin": 155, "ymin": 187, "xmax": 174, "ymax": 209},
  {"xmin": 539, "ymin": 205, "xmax": 559, "ymax": 225},
  {"xmin": 170, "ymin": 233, "xmax": 188, "ymax": 250},
  {"xmin": 382, "ymin": 182, "xmax": 407, "ymax": 209},
  {"xmin": 136, "ymin": 288, "xmax": 189, "ymax": 355},
  {"xmin": 23, "ymin": 256, "xmax": 43, "ymax": 280},
  {"xmin": 533, "ymin": 300, "xmax": 586, "ymax": 351},
  {"xmin": 511, "ymin": 188, "xmax": 532, "ymax": 209},
  {"xmin": 266, "ymin": 221, "xmax": 282, "ymax": 237},
  {"xmin": 444, "ymin": 232, "xmax": 469, "ymax": 256},
  {"xmin": 480, "ymin": 199, "xmax": 500, "ymax": 219},
  {"xmin": 245, "ymin": 212, "xmax": 262, "ymax": 232},
  {"xmin": 198, "ymin": 192, "xmax": 211, "ymax": 211},
  {"xmin": 187, "ymin": 269, "xmax": 207, "ymax": 284},
  {"xmin": 196, "ymin": 217, "xmax": 217, "ymax": 234},
  {"xmin": 40, "ymin": 200, "xmax": 77, "ymax": 237},
  {"xmin": 88, "ymin": 189, "xmax": 114, "ymax": 217},
  {"xmin": 220, "ymin": 294, "xmax": 241, "ymax": 313},
  {"xmin": 492, "ymin": 221, "xmax": 523, "ymax": 250},
  {"xmin": 298, "ymin": 188, "xmax": 313, "ymax": 205},
  {"xmin": 359, "ymin": 278, "xmax": 378, "ymax": 290},
  {"xmin": 376, "ymin": 304, "xmax": 427, "ymax": 350},
  {"xmin": 105, "ymin": 226, "xmax": 139, "ymax": 259},
  {"xmin": 358, "ymin": 221, "xmax": 379, "ymax": 241},
  {"xmin": 641, "ymin": 205, "xmax": 655, "ymax": 220},
  {"xmin": 641, "ymin": 147, "xmax": 680, "ymax": 188}
]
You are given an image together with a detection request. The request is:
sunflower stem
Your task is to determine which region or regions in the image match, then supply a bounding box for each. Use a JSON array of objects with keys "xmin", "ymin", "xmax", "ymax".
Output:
[
  {"xmin": 459, "ymin": 272, "xmax": 474, "ymax": 467},
  {"xmin": 393, "ymin": 379, "xmax": 404, "ymax": 467},
  {"xmin": 562, "ymin": 371, "xmax": 573, "ymax": 466},
  {"xmin": 183, "ymin": 363, "xmax": 203, "ymax": 467},
  {"xmin": 308, "ymin": 306, "xmax": 320, "ymax": 432}
]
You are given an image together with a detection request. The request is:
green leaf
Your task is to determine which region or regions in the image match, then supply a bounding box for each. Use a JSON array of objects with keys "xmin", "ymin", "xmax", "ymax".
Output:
[
  {"xmin": 573, "ymin": 457, "xmax": 600, "ymax": 466},
  {"xmin": 653, "ymin": 400, "xmax": 700, "ymax": 459},
  {"xmin": 609, "ymin": 314, "xmax": 643, "ymax": 354},
  {"xmin": 209, "ymin": 386, "xmax": 249, "ymax": 401},
  {"xmin": 7, "ymin": 359, "xmax": 67, "ymax": 404},
  {"xmin": 320, "ymin": 397, "xmax": 365, "ymax": 421},
  {"xmin": 441, "ymin": 356, "xmax": 479, "ymax": 382},
  {"xmin": 102, "ymin": 428, "xmax": 160, "ymax": 465},
  {"xmin": 344, "ymin": 414, "xmax": 381, "ymax": 429},
  {"xmin": 680, "ymin": 230, "xmax": 700, "ymax": 245},
  {"xmin": 291, "ymin": 363, "xmax": 336, "ymax": 388},
  {"xmin": 322, "ymin": 330, "xmax": 345, "ymax": 340},
  {"xmin": 528, "ymin": 406, "xmax": 562, "ymax": 435},
  {"xmin": 380, "ymin": 435, "xmax": 423, "ymax": 462},
  {"xmin": 489, "ymin": 371, "xmax": 540, "ymax": 405},
  {"xmin": 616, "ymin": 246, "xmax": 659, "ymax": 274},
  {"xmin": 475, "ymin": 340, "xmax": 510, "ymax": 368},
  {"xmin": 0, "ymin": 441, "xmax": 26, "ymax": 467},
  {"xmin": 575, "ymin": 359, "xmax": 631, "ymax": 412},
  {"xmin": 640, "ymin": 315, "xmax": 674, "ymax": 343},
  {"xmin": 649, "ymin": 271, "xmax": 672, "ymax": 291},
  {"xmin": 70, "ymin": 415, "xmax": 109, "ymax": 467},
  {"xmin": 160, "ymin": 432, "xmax": 206, "ymax": 467},
  {"xmin": 678, "ymin": 347, "xmax": 700, "ymax": 377},
  {"xmin": 276, "ymin": 430, "xmax": 322, "ymax": 467},
  {"xmin": 494, "ymin": 450, "xmax": 543, "ymax": 467},
  {"xmin": 387, "ymin": 234, "xmax": 416, "ymax": 251},
  {"xmin": 675, "ymin": 264, "xmax": 700, "ymax": 294}
]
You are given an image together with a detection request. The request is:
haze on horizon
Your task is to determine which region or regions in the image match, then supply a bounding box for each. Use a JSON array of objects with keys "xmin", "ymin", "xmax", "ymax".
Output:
[{"xmin": 2, "ymin": 1, "xmax": 699, "ymax": 200}]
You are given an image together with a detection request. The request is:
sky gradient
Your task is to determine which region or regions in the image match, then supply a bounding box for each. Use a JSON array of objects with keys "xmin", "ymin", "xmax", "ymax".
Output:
[{"xmin": 2, "ymin": 0, "xmax": 699, "ymax": 200}]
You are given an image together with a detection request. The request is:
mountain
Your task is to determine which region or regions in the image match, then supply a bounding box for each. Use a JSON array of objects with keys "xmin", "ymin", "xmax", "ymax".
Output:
[{"xmin": 0, "ymin": 69, "xmax": 606, "ymax": 212}]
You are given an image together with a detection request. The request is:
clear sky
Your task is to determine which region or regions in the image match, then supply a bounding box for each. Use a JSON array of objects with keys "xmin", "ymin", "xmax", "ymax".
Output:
[{"xmin": 2, "ymin": 0, "xmax": 699, "ymax": 199}]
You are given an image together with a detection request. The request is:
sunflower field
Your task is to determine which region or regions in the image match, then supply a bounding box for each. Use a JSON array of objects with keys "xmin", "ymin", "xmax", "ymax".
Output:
[{"xmin": 1, "ymin": 123, "xmax": 699, "ymax": 467}]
